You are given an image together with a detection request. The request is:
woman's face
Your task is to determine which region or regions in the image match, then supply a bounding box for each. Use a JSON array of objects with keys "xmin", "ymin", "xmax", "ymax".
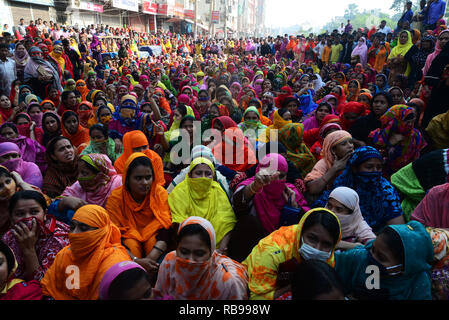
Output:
[
  {"xmin": 244, "ymin": 111, "xmax": 259, "ymax": 122},
  {"xmin": 316, "ymin": 105, "xmax": 331, "ymax": 122},
  {"xmin": 331, "ymin": 86, "xmax": 341, "ymax": 95},
  {"xmin": 371, "ymin": 233, "xmax": 403, "ymax": 270},
  {"xmin": 63, "ymin": 115, "xmax": 79, "ymax": 135},
  {"xmin": 42, "ymin": 103, "xmax": 55, "ymax": 111},
  {"xmin": 44, "ymin": 116, "xmax": 58, "ymax": 133},
  {"xmin": 326, "ymin": 198, "xmax": 351, "ymax": 215},
  {"xmin": 0, "ymin": 127, "xmax": 18, "ymax": 140},
  {"xmin": 28, "ymin": 106, "xmax": 42, "ymax": 116},
  {"xmin": 173, "ymin": 109, "xmax": 183, "ymax": 122},
  {"xmin": 78, "ymin": 104, "xmax": 90, "ymax": 111},
  {"xmin": 21, "ymin": 88, "xmax": 31, "ymax": 95},
  {"xmin": 190, "ymin": 163, "xmax": 213, "ymax": 179},
  {"xmin": 286, "ymin": 101, "xmax": 298, "ymax": 115},
  {"xmin": 90, "ymin": 128, "xmax": 106, "ymax": 142},
  {"xmin": 332, "ymin": 138, "xmax": 354, "ymax": 159},
  {"xmin": 0, "ymin": 152, "xmax": 19, "ymax": 164},
  {"xmin": 118, "ymin": 88, "xmax": 128, "ymax": 96},
  {"xmin": 348, "ymin": 81, "xmax": 358, "ymax": 93},
  {"xmin": 99, "ymin": 108, "xmax": 112, "ymax": 119},
  {"xmin": 177, "ymin": 234, "xmax": 211, "ymax": 262},
  {"xmin": 16, "ymin": 45, "xmax": 26, "ymax": 58},
  {"xmin": 301, "ymin": 223, "xmax": 334, "ymax": 253},
  {"xmin": 390, "ymin": 89, "xmax": 403, "ymax": 105},
  {"xmin": 300, "ymin": 75, "xmax": 310, "ymax": 87},
  {"xmin": 10, "ymin": 199, "xmax": 46, "ymax": 225},
  {"xmin": 182, "ymin": 89, "xmax": 192, "ymax": 98},
  {"xmin": 439, "ymin": 32, "xmax": 449, "ymax": 49},
  {"xmin": 263, "ymin": 80, "xmax": 271, "ymax": 90},
  {"xmin": 358, "ymin": 158, "xmax": 383, "ymax": 173},
  {"xmin": 372, "ymin": 95, "xmax": 389, "ymax": 117},
  {"xmin": 0, "ymin": 96, "xmax": 11, "ymax": 109},
  {"xmin": 209, "ymin": 106, "xmax": 219, "ymax": 118},
  {"xmin": 357, "ymin": 95, "xmax": 371, "ymax": 106},
  {"xmin": 399, "ymin": 32, "xmax": 408, "ymax": 45},
  {"xmin": 69, "ymin": 219, "xmax": 98, "ymax": 234},
  {"xmin": 127, "ymin": 164, "xmax": 153, "ymax": 201},
  {"xmin": 52, "ymin": 139, "xmax": 75, "ymax": 164},
  {"xmin": 376, "ymin": 76, "xmax": 385, "ymax": 88}
]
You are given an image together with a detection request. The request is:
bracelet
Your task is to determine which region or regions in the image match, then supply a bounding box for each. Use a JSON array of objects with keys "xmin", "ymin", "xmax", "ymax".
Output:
[
  {"xmin": 249, "ymin": 182, "xmax": 261, "ymax": 194},
  {"xmin": 153, "ymin": 246, "xmax": 164, "ymax": 253},
  {"xmin": 133, "ymin": 256, "xmax": 138, "ymax": 261}
]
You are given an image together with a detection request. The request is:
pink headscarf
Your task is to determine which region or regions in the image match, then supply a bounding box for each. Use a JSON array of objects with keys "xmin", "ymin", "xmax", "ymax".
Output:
[
  {"xmin": 351, "ymin": 37, "xmax": 368, "ymax": 67},
  {"xmin": 0, "ymin": 141, "xmax": 43, "ymax": 188},
  {"xmin": 237, "ymin": 154, "xmax": 310, "ymax": 234},
  {"xmin": 422, "ymin": 30, "xmax": 449, "ymax": 76},
  {"xmin": 411, "ymin": 183, "xmax": 449, "ymax": 228},
  {"xmin": 61, "ymin": 153, "xmax": 122, "ymax": 207}
]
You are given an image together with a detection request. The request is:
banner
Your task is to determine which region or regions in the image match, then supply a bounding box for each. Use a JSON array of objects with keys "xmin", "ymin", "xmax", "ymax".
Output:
[
  {"xmin": 112, "ymin": 0, "xmax": 138, "ymax": 12},
  {"xmin": 10, "ymin": 0, "xmax": 54, "ymax": 6},
  {"xmin": 143, "ymin": 1, "xmax": 158, "ymax": 14},
  {"xmin": 184, "ymin": 9, "xmax": 194, "ymax": 19},
  {"xmin": 157, "ymin": 4, "xmax": 168, "ymax": 15},
  {"xmin": 211, "ymin": 11, "xmax": 219, "ymax": 24},
  {"xmin": 72, "ymin": 0, "xmax": 103, "ymax": 12},
  {"xmin": 173, "ymin": 3, "xmax": 184, "ymax": 17}
]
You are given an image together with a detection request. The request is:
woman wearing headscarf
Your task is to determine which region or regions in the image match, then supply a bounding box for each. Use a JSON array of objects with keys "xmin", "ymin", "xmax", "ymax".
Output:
[
  {"xmin": 335, "ymin": 220, "xmax": 433, "ymax": 300},
  {"xmin": 339, "ymin": 101, "xmax": 368, "ymax": 131},
  {"xmin": 0, "ymin": 142, "xmax": 43, "ymax": 188},
  {"xmin": 230, "ymin": 153, "xmax": 310, "ymax": 262},
  {"xmin": 369, "ymin": 105, "xmax": 426, "ymax": 178},
  {"xmin": 210, "ymin": 116, "xmax": 257, "ymax": 172},
  {"xmin": 305, "ymin": 130, "xmax": 354, "ymax": 195},
  {"xmin": 0, "ymin": 123, "xmax": 46, "ymax": 174},
  {"xmin": 13, "ymin": 43, "xmax": 29, "ymax": 82},
  {"xmin": 314, "ymin": 146, "xmax": 405, "ymax": 232},
  {"xmin": 169, "ymin": 157, "xmax": 236, "ymax": 253},
  {"xmin": 404, "ymin": 34, "xmax": 436, "ymax": 87},
  {"xmin": 238, "ymin": 106, "xmax": 267, "ymax": 141},
  {"xmin": 425, "ymin": 109, "xmax": 449, "ymax": 149},
  {"xmin": 43, "ymin": 136, "xmax": 79, "ymax": 198},
  {"xmin": 61, "ymin": 111, "xmax": 90, "ymax": 153},
  {"xmin": 61, "ymin": 154, "xmax": 122, "ymax": 207},
  {"xmin": 23, "ymin": 47, "xmax": 62, "ymax": 99},
  {"xmin": 14, "ymin": 112, "xmax": 44, "ymax": 146},
  {"xmin": 113, "ymin": 130, "xmax": 164, "ymax": 187},
  {"xmin": 387, "ymin": 30, "xmax": 414, "ymax": 79},
  {"xmin": 0, "ymin": 240, "xmax": 43, "ymax": 300},
  {"xmin": 153, "ymin": 216, "xmax": 248, "ymax": 300},
  {"xmin": 302, "ymin": 101, "xmax": 333, "ymax": 131},
  {"xmin": 40, "ymin": 205, "xmax": 130, "ymax": 300},
  {"xmin": 41, "ymin": 112, "xmax": 61, "ymax": 148},
  {"xmin": 367, "ymin": 34, "xmax": 391, "ymax": 73},
  {"xmin": 243, "ymin": 208, "xmax": 341, "ymax": 300},
  {"xmin": 326, "ymin": 187, "xmax": 376, "ymax": 250},
  {"xmin": 351, "ymin": 37, "xmax": 368, "ymax": 67},
  {"xmin": 2, "ymin": 190, "xmax": 69, "ymax": 282},
  {"xmin": 391, "ymin": 148, "xmax": 449, "ymax": 220},
  {"xmin": 262, "ymin": 109, "xmax": 293, "ymax": 143},
  {"xmin": 106, "ymin": 152, "xmax": 172, "ymax": 264},
  {"xmin": 422, "ymin": 30, "xmax": 449, "ymax": 76},
  {"xmin": 278, "ymin": 123, "xmax": 316, "ymax": 177},
  {"xmin": 109, "ymin": 94, "xmax": 144, "ymax": 138}
]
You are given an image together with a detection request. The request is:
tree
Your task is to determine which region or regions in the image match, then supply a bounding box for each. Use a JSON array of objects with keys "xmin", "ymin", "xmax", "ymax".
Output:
[{"xmin": 344, "ymin": 3, "xmax": 360, "ymax": 21}]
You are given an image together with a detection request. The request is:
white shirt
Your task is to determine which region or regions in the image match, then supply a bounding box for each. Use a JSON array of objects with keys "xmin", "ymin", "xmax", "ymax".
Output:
[
  {"xmin": 313, "ymin": 42, "xmax": 326, "ymax": 59},
  {"xmin": 0, "ymin": 57, "xmax": 16, "ymax": 96},
  {"xmin": 378, "ymin": 26, "xmax": 392, "ymax": 36}
]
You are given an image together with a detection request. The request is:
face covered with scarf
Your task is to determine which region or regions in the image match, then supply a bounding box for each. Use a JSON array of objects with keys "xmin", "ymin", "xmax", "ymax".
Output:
[
  {"xmin": 119, "ymin": 95, "xmax": 138, "ymax": 126},
  {"xmin": 0, "ymin": 143, "xmax": 22, "ymax": 173}
]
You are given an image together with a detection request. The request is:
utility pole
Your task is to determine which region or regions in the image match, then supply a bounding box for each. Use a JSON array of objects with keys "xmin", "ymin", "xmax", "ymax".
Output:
[
  {"xmin": 194, "ymin": 0, "xmax": 198, "ymax": 38},
  {"xmin": 210, "ymin": 0, "xmax": 215, "ymax": 38},
  {"xmin": 224, "ymin": 0, "xmax": 227, "ymax": 41}
]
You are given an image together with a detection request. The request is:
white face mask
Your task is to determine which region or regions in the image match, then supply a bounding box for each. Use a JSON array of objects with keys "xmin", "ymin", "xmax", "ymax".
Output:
[{"xmin": 299, "ymin": 237, "xmax": 332, "ymax": 262}]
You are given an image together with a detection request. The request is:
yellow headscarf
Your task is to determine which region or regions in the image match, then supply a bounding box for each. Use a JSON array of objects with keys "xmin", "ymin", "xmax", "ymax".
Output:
[
  {"xmin": 168, "ymin": 157, "xmax": 236, "ymax": 246},
  {"xmin": 388, "ymin": 30, "xmax": 413, "ymax": 76},
  {"xmin": 243, "ymin": 208, "xmax": 341, "ymax": 300}
]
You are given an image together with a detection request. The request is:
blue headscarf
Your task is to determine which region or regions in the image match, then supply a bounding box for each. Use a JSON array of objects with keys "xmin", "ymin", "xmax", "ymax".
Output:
[{"xmin": 313, "ymin": 146, "xmax": 403, "ymax": 232}]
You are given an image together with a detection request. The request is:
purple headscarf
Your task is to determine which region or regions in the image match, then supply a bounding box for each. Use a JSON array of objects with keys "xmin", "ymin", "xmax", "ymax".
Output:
[{"xmin": 0, "ymin": 142, "xmax": 43, "ymax": 188}]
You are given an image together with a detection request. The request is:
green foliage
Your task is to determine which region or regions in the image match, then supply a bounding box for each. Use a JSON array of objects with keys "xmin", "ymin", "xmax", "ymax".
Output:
[{"xmin": 322, "ymin": 3, "xmax": 400, "ymax": 33}]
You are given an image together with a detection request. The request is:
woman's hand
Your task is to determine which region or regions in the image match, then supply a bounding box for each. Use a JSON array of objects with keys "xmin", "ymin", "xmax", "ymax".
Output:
[
  {"xmin": 11, "ymin": 219, "xmax": 38, "ymax": 253},
  {"xmin": 135, "ymin": 258, "xmax": 159, "ymax": 273},
  {"xmin": 114, "ymin": 138, "xmax": 123, "ymax": 154},
  {"xmin": 283, "ymin": 186, "xmax": 298, "ymax": 208},
  {"xmin": 332, "ymin": 151, "xmax": 352, "ymax": 172},
  {"xmin": 152, "ymin": 120, "xmax": 164, "ymax": 135},
  {"xmin": 30, "ymin": 121, "xmax": 36, "ymax": 131},
  {"xmin": 253, "ymin": 170, "xmax": 280, "ymax": 192}
]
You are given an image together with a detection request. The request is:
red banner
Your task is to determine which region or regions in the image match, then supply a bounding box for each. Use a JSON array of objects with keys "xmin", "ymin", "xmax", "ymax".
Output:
[
  {"xmin": 157, "ymin": 3, "xmax": 168, "ymax": 15},
  {"xmin": 211, "ymin": 10, "xmax": 219, "ymax": 24},
  {"xmin": 143, "ymin": 1, "xmax": 158, "ymax": 14},
  {"xmin": 184, "ymin": 9, "xmax": 194, "ymax": 19}
]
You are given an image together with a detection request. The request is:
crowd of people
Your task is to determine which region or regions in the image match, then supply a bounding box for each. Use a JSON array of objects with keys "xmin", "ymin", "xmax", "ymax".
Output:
[{"xmin": 0, "ymin": 5, "xmax": 448, "ymax": 300}]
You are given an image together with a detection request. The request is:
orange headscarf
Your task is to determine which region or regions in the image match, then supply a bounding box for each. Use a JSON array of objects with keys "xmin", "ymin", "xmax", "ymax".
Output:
[
  {"xmin": 61, "ymin": 111, "xmax": 90, "ymax": 153},
  {"xmin": 40, "ymin": 205, "xmax": 130, "ymax": 300},
  {"xmin": 105, "ymin": 152, "xmax": 172, "ymax": 259},
  {"xmin": 76, "ymin": 79, "xmax": 90, "ymax": 102},
  {"xmin": 113, "ymin": 130, "xmax": 165, "ymax": 186}
]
